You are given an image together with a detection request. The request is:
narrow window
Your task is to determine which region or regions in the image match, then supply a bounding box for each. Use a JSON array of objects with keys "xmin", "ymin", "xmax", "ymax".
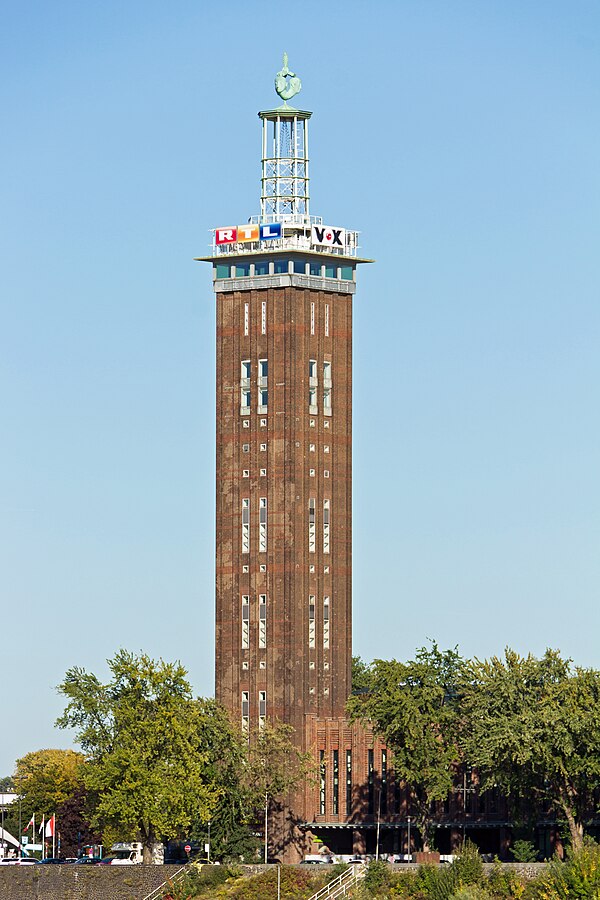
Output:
[
  {"xmin": 241, "ymin": 595, "xmax": 250, "ymax": 649},
  {"xmin": 242, "ymin": 498, "xmax": 250, "ymax": 554},
  {"xmin": 259, "ymin": 594, "xmax": 267, "ymax": 649},
  {"xmin": 368, "ymin": 749, "xmax": 375, "ymax": 814},
  {"xmin": 258, "ymin": 358, "xmax": 268, "ymax": 413},
  {"xmin": 323, "ymin": 596, "xmax": 330, "ymax": 649},
  {"xmin": 309, "ymin": 359, "xmax": 318, "ymax": 413},
  {"xmin": 323, "ymin": 361, "xmax": 332, "ymax": 415},
  {"xmin": 259, "ymin": 497, "xmax": 267, "ymax": 553},
  {"xmin": 240, "ymin": 360, "xmax": 251, "ymax": 414},
  {"xmin": 325, "ymin": 304, "xmax": 329, "ymax": 337},
  {"xmin": 319, "ymin": 750, "xmax": 326, "ymax": 816},
  {"xmin": 259, "ymin": 690, "xmax": 267, "ymax": 730},
  {"xmin": 244, "ymin": 303, "xmax": 249, "ymax": 336},
  {"xmin": 309, "ymin": 498, "xmax": 316, "ymax": 553},
  {"xmin": 242, "ymin": 691, "xmax": 249, "ymax": 734},
  {"xmin": 346, "ymin": 750, "xmax": 353, "ymax": 815},
  {"xmin": 323, "ymin": 499, "xmax": 330, "ymax": 554},
  {"xmin": 308, "ymin": 595, "xmax": 316, "ymax": 648},
  {"xmin": 261, "ymin": 301, "xmax": 267, "ymax": 335},
  {"xmin": 310, "ymin": 302, "xmax": 315, "ymax": 335},
  {"xmin": 381, "ymin": 749, "xmax": 388, "ymax": 815},
  {"xmin": 333, "ymin": 750, "xmax": 339, "ymax": 815}
]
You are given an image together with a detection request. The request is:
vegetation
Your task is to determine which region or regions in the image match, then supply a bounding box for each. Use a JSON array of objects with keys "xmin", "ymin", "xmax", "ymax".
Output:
[
  {"xmin": 348, "ymin": 643, "xmax": 465, "ymax": 850},
  {"xmin": 460, "ymin": 649, "xmax": 600, "ymax": 852}
]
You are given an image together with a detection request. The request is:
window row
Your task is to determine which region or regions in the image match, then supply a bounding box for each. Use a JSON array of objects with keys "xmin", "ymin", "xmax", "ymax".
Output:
[
  {"xmin": 242, "ymin": 301, "xmax": 267, "ymax": 336},
  {"xmin": 309, "ymin": 360, "xmax": 332, "ymax": 415},
  {"xmin": 241, "ymin": 594, "xmax": 267, "ymax": 649},
  {"xmin": 320, "ymin": 749, "xmax": 352, "ymax": 817},
  {"xmin": 241, "ymin": 690, "xmax": 266, "ymax": 734},
  {"xmin": 309, "ymin": 498, "xmax": 330, "ymax": 554},
  {"xmin": 215, "ymin": 259, "xmax": 354, "ymax": 281},
  {"xmin": 308, "ymin": 596, "xmax": 330, "ymax": 649},
  {"xmin": 241, "ymin": 498, "xmax": 267, "ymax": 554},
  {"xmin": 240, "ymin": 359, "xmax": 268, "ymax": 415}
]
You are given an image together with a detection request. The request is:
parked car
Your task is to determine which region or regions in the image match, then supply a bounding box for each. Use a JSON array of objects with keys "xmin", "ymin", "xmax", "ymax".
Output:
[{"xmin": 0, "ymin": 858, "xmax": 39, "ymax": 865}]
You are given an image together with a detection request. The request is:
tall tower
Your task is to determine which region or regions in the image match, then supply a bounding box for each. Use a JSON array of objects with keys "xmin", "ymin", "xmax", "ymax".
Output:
[{"xmin": 198, "ymin": 58, "xmax": 371, "ymax": 853}]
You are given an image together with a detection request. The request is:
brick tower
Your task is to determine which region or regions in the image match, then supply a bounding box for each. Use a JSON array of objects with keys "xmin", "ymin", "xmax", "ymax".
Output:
[{"xmin": 197, "ymin": 56, "xmax": 372, "ymax": 859}]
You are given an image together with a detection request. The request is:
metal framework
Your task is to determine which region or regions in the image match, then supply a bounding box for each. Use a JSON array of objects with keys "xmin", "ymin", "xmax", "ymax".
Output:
[{"xmin": 259, "ymin": 110, "xmax": 311, "ymax": 220}]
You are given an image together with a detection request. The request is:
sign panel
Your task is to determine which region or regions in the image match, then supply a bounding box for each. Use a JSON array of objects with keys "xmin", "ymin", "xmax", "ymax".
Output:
[
  {"xmin": 215, "ymin": 223, "xmax": 282, "ymax": 245},
  {"xmin": 311, "ymin": 225, "xmax": 346, "ymax": 248}
]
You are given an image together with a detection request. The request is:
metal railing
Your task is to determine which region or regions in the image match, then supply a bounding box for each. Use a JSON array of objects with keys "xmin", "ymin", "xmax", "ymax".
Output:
[
  {"xmin": 140, "ymin": 864, "xmax": 190, "ymax": 900},
  {"xmin": 305, "ymin": 863, "xmax": 366, "ymax": 900}
]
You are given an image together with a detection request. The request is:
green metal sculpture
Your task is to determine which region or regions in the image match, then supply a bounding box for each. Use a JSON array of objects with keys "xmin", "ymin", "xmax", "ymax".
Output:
[{"xmin": 274, "ymin": 52, "xmax": 301, "ymax": 104}]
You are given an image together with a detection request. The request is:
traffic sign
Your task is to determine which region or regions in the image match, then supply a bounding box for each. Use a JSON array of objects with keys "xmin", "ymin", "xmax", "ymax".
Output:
[{"xmin": 184, "ymin": 844, "xmax": 191, "ymax": 853}]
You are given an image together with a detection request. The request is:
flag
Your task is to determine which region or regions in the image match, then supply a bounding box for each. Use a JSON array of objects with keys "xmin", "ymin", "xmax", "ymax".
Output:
[
  {"xmin": 24, "ymin": 816, "xmax": 34, "ymax": 831},
  {"xmin": 39, "ymin": 816, "xmax": 45, "ymax": 835},
  {"xmin": 45, "ymin": 815, "xmax": 55, "ymax": 838}
]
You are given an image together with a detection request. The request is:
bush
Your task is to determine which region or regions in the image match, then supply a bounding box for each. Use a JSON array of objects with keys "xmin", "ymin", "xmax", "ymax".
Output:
[
  {"xmin": 510, "ymin": 841, "xmax": 537, "ymax": 863},
  {"xmin": 529, "ymin": 839, "xmax": 600, "ymax": 899}
]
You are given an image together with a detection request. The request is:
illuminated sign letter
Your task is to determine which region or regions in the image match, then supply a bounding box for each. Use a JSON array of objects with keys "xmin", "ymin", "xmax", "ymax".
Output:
[
  {"xmin": 216, "ymin": 227, "xmax": 237, "ymax": 245},
  {"xmin": 260, "ymin": 223, "xmax": 282, "ymax": 240},
  {"xmin": 238, "ymin": 224, "xmax": 260, "ymax": 242}
]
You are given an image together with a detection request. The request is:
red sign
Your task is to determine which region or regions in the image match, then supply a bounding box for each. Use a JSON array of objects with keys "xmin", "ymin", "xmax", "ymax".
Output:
[{"xmin": 184, "ymin": 844, "xmax": 191, "ymax": 853}]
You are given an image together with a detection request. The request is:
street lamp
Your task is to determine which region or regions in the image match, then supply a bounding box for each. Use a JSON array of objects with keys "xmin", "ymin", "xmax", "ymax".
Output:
[
  {"xmin": 207, "ymin": 821, "xmax": 211, "ymax": 863},
  {"xmin": 407, "ymin": 816, "xmax": 411, "ymax": 862}
]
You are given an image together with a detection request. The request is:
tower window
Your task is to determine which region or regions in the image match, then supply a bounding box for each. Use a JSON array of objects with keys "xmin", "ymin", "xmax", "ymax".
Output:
[
  {"xmin": 255, "ymin": 260, "xmax": 269, "ymax": 276},
  {"xmin": 240, "ymin": 360, "xmax": 251, "ymax": 414},
  {"xmin": 309, "ymin": 359, "xmax": 318, "ymax": 413},
  {"xmin": 325, "ymin": 304, "xmax": 329, "ymax": 337},
  {"xmin": 323, "ymin": 499, "xmax": 330, "ymax": 554},
  {"xmin": 236, "ymin": 263, "xmax": 250, "ymax": 277},
  {"xmin": 242, "ymin": 691, "xmax": 249, "ymax": 734},
  {"xmin": 259, "ymin": 594, "xmax": 267, "ymax": 649},
  {"xmin": 310, "ymin": 262, "xmax": 321, "ymax": 277},
  {"xmin": 323, "ymin": 361, "xmax": 332, "ymax": 416},
  {"xmin": 293, "ymin": 259, "xmax": 306, "ymax": 275},
  {"xmin": 259, "ymin": 690, "xmax": 267, "ymax": 729},
  {"xmin": 325, "ymin": 263, "xmax": 336, "ymax": 278},
  {"xmin": 346, "ymin": 751, "xmax": 352, "ymax": 815},
  {"xmin": 241, "ymin": 595, "xmax": 250, "ymax": 649},
  {"xmin": 258, "ymin": 359, "xmax": 268, "ymax": 413},
  {"xmin": 341, "ymin": 265, "xmax": 353, "ymax": 281},
  {"xmin": 244, "ymin": 303, "xmax": 249, "ymax": 336},
  {"xmin": 273, "ymin": 259, "xmax": 288, "ymax": 275},
  {"xmin": 310, "ymin": 301, "xmax": 315, "ymax": 335},
  {"xmin": 261, "ymin": 301, "xmax": 267, "ymax": 334},
  {"xmin": 242, "ymin": 498, "xmax": 250, "ymax": 554},
  {"xmin": 308, "ymin": 595, "xmax": 316, "ymax": 649},
  {"xmin": 309, "ymin": 498, "xmax": 316, "ymax": 554},
  {"xmin": 323, "ymin": 596, "xmax": 330, "ymax": 649},
  {"xmin": 309, "ymin": 468, "xmax": 315, "ymax": 477},
  {"xmin": 309, "ymin": 444, "xmax": 316, "ymax": 452},
  {"xmin": 259, "ymin": 497, "xmax": 267, "ymax": 552}
]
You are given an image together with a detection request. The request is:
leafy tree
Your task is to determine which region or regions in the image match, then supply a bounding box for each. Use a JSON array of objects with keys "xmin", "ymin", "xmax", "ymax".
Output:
[
  {"xmin": 243, "ymin": 722, "xmax": 315, "ymax": 862},
  {"xmin": 56, "ymin": 650, "xmax": 223, "ymax": 863},
  {"xmin": 460, "ymin": 649, "xmax": 600, "ymax": 852},
  {"xmin": 0, "ymin": 776, "xmax": 14, "ymax": 792},
  {"xmin": 351, "ymin": 656, "xmax": 373, "ymax": 695},
  {"xmin": 14, "ymin": 748, "xmax": 84, "ymax": 819},
  {"xmin": 348, "ymin": 644, "xmax": 465, "ymax": 850},
  {"xmin": 529, "ymin": 838, "xmax": 600, "ymax": 899}
]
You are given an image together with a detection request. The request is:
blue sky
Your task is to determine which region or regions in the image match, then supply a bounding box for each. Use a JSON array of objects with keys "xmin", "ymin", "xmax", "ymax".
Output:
[{"xmin": 1, "ymin": 0, "xmax": 599, "ymax": 776}]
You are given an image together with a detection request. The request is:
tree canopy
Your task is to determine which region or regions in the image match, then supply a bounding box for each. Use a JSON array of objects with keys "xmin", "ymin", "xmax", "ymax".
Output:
[
  {"xmin": 460, "ymin": 648, "xmax": 600, "ymax": 851},
  {"xmin": 348, "ymin": 643, "xmax": 465, "ymax": 850},
  {"xmin": 56, "ymin": 650, "xmax": 225, "ymax": 863}
]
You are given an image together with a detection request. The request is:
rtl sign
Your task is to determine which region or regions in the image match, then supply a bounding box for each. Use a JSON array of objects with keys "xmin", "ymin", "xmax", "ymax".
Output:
[
  {"xmin": 311, "ymin": 225, "xmax": 346, "ymax": 248},
  {"xmin": 215, "ymin": 223, "xmax": 282, "ymax": 245}
]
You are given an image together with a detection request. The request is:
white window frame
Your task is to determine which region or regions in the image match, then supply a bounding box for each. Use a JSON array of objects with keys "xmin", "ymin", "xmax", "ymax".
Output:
[
  {"xmin": 259, "ymin": 497, "xmax": 267, "ymax": 553},
  {"xmin": 242, "ymin": 498, "xmax": 250, "ymax": 554},
  {"xmin": 323, "ymin": 499, "xmax": 330, "ymax": 554}
]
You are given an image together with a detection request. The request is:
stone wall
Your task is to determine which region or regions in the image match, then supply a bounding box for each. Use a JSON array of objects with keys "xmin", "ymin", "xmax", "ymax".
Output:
[{"xmin": 0, "ymin": 864, "xmax": 184, "ymax": 900}]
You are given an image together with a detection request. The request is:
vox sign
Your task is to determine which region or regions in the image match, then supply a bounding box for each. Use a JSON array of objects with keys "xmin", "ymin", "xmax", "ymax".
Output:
[{"xmin": 311, "ymin": 225, "xmax": 346, "ymax": 248}]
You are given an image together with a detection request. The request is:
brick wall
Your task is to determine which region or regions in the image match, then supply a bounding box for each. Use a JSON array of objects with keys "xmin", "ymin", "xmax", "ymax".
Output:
[{"xmin": 0, "ymin": 864, "xmax": 183, "ymax": 900}]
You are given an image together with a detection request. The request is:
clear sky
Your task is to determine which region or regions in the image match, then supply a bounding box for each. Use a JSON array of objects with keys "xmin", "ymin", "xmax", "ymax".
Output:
[{"xmin": 1, "ymin": 1, "xmax": 599, "ymax": 776}]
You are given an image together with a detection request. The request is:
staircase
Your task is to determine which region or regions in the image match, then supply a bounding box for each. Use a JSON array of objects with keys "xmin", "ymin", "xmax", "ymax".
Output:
[
  {"xmin": 305, "ymin": 863, "xmax": 366, "ymax": 900},
  {"xmin": 140, "ymin": 864, "xmax": 190, "ymax": 900}
]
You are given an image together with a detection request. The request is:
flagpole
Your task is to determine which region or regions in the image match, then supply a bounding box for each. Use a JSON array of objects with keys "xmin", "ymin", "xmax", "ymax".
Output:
[
  {"xmin": 52, "ymin": 816, "xmax": 55, "ymax": 859},
  {"xmin": 33, "ymin": 814, "xmax": 35, "ymax": 858}
]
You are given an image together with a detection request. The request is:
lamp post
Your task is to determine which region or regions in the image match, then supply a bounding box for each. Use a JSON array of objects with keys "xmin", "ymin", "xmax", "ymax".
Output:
[
  {"xmin": 264, "ymin": 792, "xmax": 268, "ymax": 864},
  {"xmin": 407, "ymin": 816, "xmax": 411, "ymax": 862},
  {"xmin": 207, "ymin": 821, "xmax": 211, "ymax": 863}
]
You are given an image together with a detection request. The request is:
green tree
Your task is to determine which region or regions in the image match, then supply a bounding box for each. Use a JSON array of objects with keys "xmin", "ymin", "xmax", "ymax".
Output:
[
  {"xmin": 348, "ymin": 643, "xmax": 465, "ymax": 851},
  {"xmin": 15, "ymin": 748, "xmax": 84, "ymax": 819},
  {"xmin": 56, "ymin": 650, "xmax": 223, "ymax": 864},
  {"xmin": 243, "ymin": 722, "xmax": 315, "ymax": 862},
  {"xmin": 460, "ymin": 649, "xmax": 600, "ymax": 852},
  {"xmin": 351, "ymin": 656, "xmax": 373, "ymax": 695}
]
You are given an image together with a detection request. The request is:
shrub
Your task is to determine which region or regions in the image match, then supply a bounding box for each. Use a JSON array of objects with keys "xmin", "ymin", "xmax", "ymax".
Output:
[
  {"xmin": 528, "ymin": 838, "xmax": 600, "ymax": 899},
  {"xmin": 510, "ymin": 841, "xmax": 538, "ymax": 863}
]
